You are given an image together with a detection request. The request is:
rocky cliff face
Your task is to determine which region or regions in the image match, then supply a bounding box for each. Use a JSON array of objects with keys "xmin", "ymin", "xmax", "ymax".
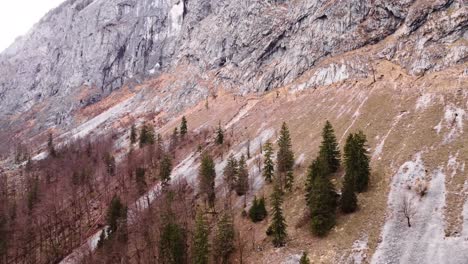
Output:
[{"xmin": 0, "ymin": 0, "xmax": 466, "ymax": 147}]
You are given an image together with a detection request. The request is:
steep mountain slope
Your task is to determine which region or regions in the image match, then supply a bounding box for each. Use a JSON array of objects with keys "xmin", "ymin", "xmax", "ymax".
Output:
[
  {"xmin": 0, "ymin": 0, "xmax": 466, "ymax": 152},
  {"xmin": 0, "ymin": 0, "xmax": 467, "ymax": 263}
]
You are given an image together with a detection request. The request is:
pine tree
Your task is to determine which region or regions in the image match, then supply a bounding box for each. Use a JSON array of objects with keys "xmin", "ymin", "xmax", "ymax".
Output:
[
  {"xmin": 139, "ymin": 123, "xmax": 155, "ymax": 147},
  {"xmin": 215, "ymin": 123, "xmax": 224, "ymax": 145},
  {"xmin": 235, "ymin": 155, "xmax": 249, "ymax": 196},
  {"xmin": 285, "ymin": 170, "xmax": 294, "ymax": 192},
  {"xmin": 268, "ymin": 184, "xmax": 287, "ymax": 247},
  {"xmin": 213, "ymin": 214, "xmax": 235, "ymax": 264},
  {"xmin": 97, "ymin": 230, "xmax": 106, "ymax": 248},
  {"xmin": 305, "ymin": 157, "xmax": 330, "ymax": 206},
  {"xmin": 309, "ymin": 175, "xmax": 337, "ymax": 237},
  {"xmin": 249, "ymin": 196, "xmax": 267, "ymax": 223},
  {"xmin": 318, "ymin": 121, "xmax": 340, "ymax": 173},
  {"xmin": 107, "ymin": 196, "xmax": 127, "ymax": 235},
  {"xmin": 276, "ymin": 122, "xmax": 294, "ymax": 190},
  {"xmin": 249, "ymin": 196, "xmax": 259, "ymax": 222},
  {"xmin": 130, "ymin": 124, "xmax": 137, "ymax": 144},
  {"xmin": 48, "ymin": 133, "xmax": 57, "ymax": 158},
  {"xmin": 193, "ymin": 212, "xmax": 210, "ymax": 264},
  {"xmin": 199, "ymin": 153, "xmax": 216, "ymax": 208},
  {"xmin": 160, "ymin": 154, "xmax": 172, "ymax": 187},
  {"xmin": 159, "ymin": 218, "xmax": 187, "ymax": 264},
  {"xmin": 223, "ymin": 154, "xmax": 238, "ymax": 191},
  {"xmin": 180, "ymin": 116, "xmax": 188, "ymax": 137},
  {"xmin": 299, "ymin": 252, "xmax": 310, "ymax": 264},
  {"xmin": 340, "ymin": 170, "xmax": 357, "ymax": 213},
  {"xmin": 354, "ymin": 131, "xmax": 370, "ymax": 192},
  {"xmin": 262, "ymin": 140, "xmax": 274, "ymax": 183}
]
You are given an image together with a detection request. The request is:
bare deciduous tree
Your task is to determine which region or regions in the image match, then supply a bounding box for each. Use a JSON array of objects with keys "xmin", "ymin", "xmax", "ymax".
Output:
[{"xmin": 400, "ymin": 195, "xmax": 415, "ymax": 227}]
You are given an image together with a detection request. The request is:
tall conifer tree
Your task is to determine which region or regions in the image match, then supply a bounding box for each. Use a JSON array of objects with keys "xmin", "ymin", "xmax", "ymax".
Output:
[
  {"xmin": 318, "ymin": 121, "xmax": 340, "ymax": 173},
  {"xmin": 180, "ymin": 116, "xmax": 188, "ymax": 137},
  {"xmin": 213, "ymin": 214, "xmax": 235, "ymax": 264},
  {"xmin": 223, "ymin": 154, "xmax": 238, "ymax": 191},
  {"xmin": 276, "ymin": 122, "xmax": 294, "ymax": 190},
  {"xmin": 268, "ymin": 184, "xmax": 287, "ymax": 247},
  {"xmin": 308, "ymin": 167, "xmax": 337, "ymax": 237},
  {"xmin": 193, "ymin": 212, "xmax": 210, "ymax": 264},
  {"xmin": 130, "ymin": 124, "xmax": 137, "ymax": 144},
  {"xmin": 215, "ymin": 123, "xmax": 224, "ymax": 145},
  {"xmin": 160, "ymin": 154, "xmax": 172, "ymax": 187},
  {"xmin": 235, "ymin": 155, "xmax": 249, "ymax": 196},
  {"xmin": 199, "ymin": 153, "xmax": 216, "ymax": 208},
  {"xmin": 159, "ymin": 218, "xmax": 187, "ymax": 264},
  {"xmin": 262, "ymin": 140, "xmax": 274, "ymax": 183}
]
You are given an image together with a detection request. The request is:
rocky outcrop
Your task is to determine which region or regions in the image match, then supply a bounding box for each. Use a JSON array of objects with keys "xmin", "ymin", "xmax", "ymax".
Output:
[{"xmin": 0, "ymin": 0, "xmax": 466, "ymax": 146}]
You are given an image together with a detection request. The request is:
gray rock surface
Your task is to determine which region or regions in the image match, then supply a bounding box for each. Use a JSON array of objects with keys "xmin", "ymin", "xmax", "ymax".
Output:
[{"xmin": 0, "ymin": 0, "xmax": 466, "ymax": 148}]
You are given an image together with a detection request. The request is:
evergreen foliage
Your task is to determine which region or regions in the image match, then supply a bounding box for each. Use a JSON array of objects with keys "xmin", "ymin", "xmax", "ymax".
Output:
[
  {"xmin": 305, "ymin": 157, "xmax": 329, "ymax": 206},
  {"xmin": 343, "ymin": 131, "xmax": 370, "ymax": 193},
  {"xmin": 130, "ymin": 124, "xmax": 137, "ymax": 144},
  {"xmin": 340, "ymin": 169, "xmax": 357, "ymax": 213},
  {"xmin": 48, "ymin": 133, "xmax": 57, "ymax": 158},
  {"xmin": 248, "ymin": 196, "xmax": 267, "ymax": 223},
  {"xmin": 213, "ymin": 214, "xmax": 235, "ymax": 264},
  {"xmin": 192, "ymin": 212, "xmax": 210, "ymax": 264},
  {"xmin": 285, "ymin": 170, "xmax": 294, "ymax": 192},
  {"xmin": 139, "ymin": 123, "xmax": 155, "ymax": 148},
  {"xmin": 268, "ymin": 184, "xmax": 287, "ymax": 247},
  {"xmin": 159, "ymin": 219, "xmax": 187, "ymax": 264},
  {"xmin": 96, "ymin": 230, "xmax": 106, "ymax": 248},
  {"xmin": 262, "ymin": 140, "xmax": 274, "ymax": 183},
  {"xmin": 223, "ymin": 154, "xmax": 238, "ymax": 191},
  {"xmin": 198, "ymin": 153, "xmax": 216, "ymax": 207},
  {"xmin": 107, "ymin": 196, "xmax": 127, "ymax": 235},
  {"xmin": 180, "ymin": 116, "xmax": 188, "ymax": 137},
  {"xmin": 160, "ymin": 154, "xmax": 172, "ymax": 187},
  {"xmin": 318, "ymin": 121, "xmax": 340, "ymax": 173},
  {"xmin": 235, "ymin": 155, "xmax": 249, "ymax": 196},
  {"xmin": 308, "ymin": 174, "xmax": 337, "ymax": 237},
  {"xmin": 276, "ymin": 122, "xmax": 294, "ymax": 174},
  {"xmin": 299, "ymin": 252, "xmax": 310, "ymax": 264},
  {"xmin": 215, "ymin": 123, "xmax": 224, "ymax": 145}
]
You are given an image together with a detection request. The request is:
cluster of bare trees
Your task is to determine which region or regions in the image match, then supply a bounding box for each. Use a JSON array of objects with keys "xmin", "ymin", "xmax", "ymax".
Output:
[{"xmin": 1, "ymin": 113, "xmax": 269, "ymax": 264}]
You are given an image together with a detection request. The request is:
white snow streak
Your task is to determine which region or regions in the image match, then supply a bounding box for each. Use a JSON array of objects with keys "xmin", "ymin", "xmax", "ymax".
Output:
[
  {"xmin": 225, "ymin": 99, "xmax": 259, "ymax": 129},
  {"xmin": 372, "ymin": 153, "xmax": 468, "ymax": 264},
  {"xmin": 372, "ymin": 112, "xmax": 407, "ymax": 160},
  {"xmin": 415, "ymin": 94, "xmax": 433, "ymax": 111}
]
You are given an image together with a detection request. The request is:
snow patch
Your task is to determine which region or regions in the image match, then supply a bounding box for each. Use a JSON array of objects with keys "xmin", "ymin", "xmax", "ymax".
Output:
[
  {"xmin": 372, "ymin": 112, "xmax": 407, "ymax": 160},
  {"xmin": 341, "ymin": 235, "xmax": 369, "ymax": 264},
  {"xmin": 225, "ymin": 99, "xmax": 259, "ymax": 129},
  {"xmin": 169, "ymin": 1, "xmax": 184, "ymax": 36},
  {"xmin": 372, "ymin": 153, "xmax": 468, "ymax": 264},
  {"xmin": 282, "ymin": 253, "xmax": 302, "ymax": 264},
  {"xmin": 415, "ymin": 94, "xmax": 433, "ymax": 111},
  {"xmin": 67, "ymin": 97, "xmax": 133, "ymax": 140},
  {"xmin": 340, "ymin": 92, "xmax": 372, "ymax": 142},
  {"xmin": 436, "ymin": 104, "xmax": 466, "ymax": 143}
]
